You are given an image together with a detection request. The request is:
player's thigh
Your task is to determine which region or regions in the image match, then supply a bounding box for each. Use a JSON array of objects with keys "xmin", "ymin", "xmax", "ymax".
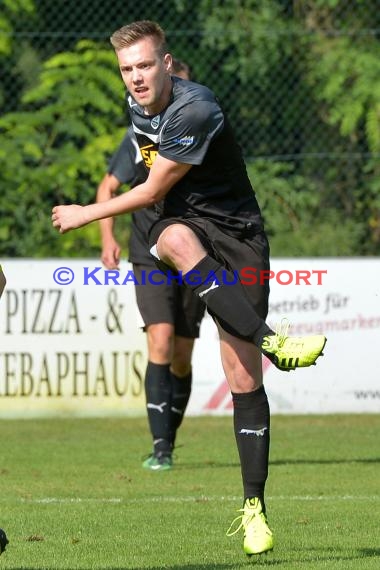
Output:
[
  {"xmin": 133, "ymin": 263, "xmax": 177, "ymax": 363},
  {"xmin": 133, "ymin": 263, "xmax": 176, "ymax": 326}
]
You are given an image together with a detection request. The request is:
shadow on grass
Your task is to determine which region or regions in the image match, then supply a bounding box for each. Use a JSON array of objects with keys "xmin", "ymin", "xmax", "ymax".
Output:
[
  {"xmin": 359, "ymin": 547, "xmax": 380, "ymax": 557},
  {"xmin": 176, "ymin": 457, "xmax": 380, "ymax": 470},
  {"xmin": 271, "ymin": 457, "xmax": 380, "ymax": 466},
  {"xmin": 10, "ymin": 549, "xmax": 380, "ymax": 569},
  {"xmin": 10, "ymin": 566, "xmax": 249, "ymax": 570}
]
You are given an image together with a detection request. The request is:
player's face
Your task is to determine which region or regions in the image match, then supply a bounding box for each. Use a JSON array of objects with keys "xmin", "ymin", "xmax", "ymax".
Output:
[{"xmin": 116, "ymin": 36, "xmax": 172, "ymax": 115}]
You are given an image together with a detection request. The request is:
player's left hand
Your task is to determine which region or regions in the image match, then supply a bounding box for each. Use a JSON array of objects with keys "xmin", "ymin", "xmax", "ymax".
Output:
[{"xmin": 51, "ymin": 205, "xmax": 87, "ymax": 233}]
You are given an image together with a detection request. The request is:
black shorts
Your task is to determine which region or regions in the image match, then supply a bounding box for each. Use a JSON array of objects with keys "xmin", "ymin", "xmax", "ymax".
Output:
[
  {"xmin": 149, "ymin": 217, "xmax": 270, "ymax": 320},
  {"xmin": 133, "ymin": 262, "xmax": 205, "ymax": 338}
]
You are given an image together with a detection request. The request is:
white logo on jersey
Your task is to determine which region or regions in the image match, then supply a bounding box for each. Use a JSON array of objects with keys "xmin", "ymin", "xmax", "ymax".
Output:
[
  {"xmin": 128, "ymin": 95, "xmax": 138, "ymax": 108},
  {"xmin": 174, "ymin": 136, "xmax": 194, "ymax": 146},
  {"xmin": 131, "ymin": 137, "xmax": 143, "ymax": 165},
  {"xmin": 151, "ymin": 115, "xmax": 160, "ymax": 129}
]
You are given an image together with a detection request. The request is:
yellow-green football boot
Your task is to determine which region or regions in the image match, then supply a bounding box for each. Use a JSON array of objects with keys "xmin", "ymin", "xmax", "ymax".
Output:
[
  {"xmin": 262, "ymin": 319, "xmax": 326, "ymax": 371},
  {"xmin": 227, "ymin": 497, "xmax": 274, "ymax": 556}
]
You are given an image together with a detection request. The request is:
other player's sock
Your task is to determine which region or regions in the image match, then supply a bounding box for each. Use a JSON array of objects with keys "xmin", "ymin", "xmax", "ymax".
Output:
[
  {"xmin": 232, "ymin": 386, "xmax": 270, "ymax": 511},
  {"xmin": 145, "ymin": 362, "xmax": 172, "ymax": 455},
  {"xmin": 169, "ymin": 370, "xmax": 192, "ymax": 448},
  {"xmin": 184, "ymin": 256, "xmax": 273, "ymax": 346}
]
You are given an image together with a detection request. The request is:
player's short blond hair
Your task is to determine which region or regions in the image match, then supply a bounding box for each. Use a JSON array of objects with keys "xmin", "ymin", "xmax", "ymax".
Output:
[{"xmin": 110, "ymin": 20, "xmax": 168, "ymax": 57}]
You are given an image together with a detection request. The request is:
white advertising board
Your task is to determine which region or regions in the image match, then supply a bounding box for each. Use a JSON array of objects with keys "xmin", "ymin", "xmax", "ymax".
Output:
[
  {"xmin": 1, "ymin": 258, "xmax": 379, "ymax": 417},
  {"xmin": 0, "ymin": 260, "xmax": 147, "ymax": 418},
  {"xmin": 191, "ymin": 258, "xmax": 380, "ymax": 414}
]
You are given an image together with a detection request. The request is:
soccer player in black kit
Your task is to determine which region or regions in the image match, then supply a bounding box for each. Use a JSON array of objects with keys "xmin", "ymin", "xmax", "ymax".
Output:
[
  {"xmin": 52, "ymin": 20, "xmax": 327, "ymax": 557},
  {"xmin": 96, "ymin": 59, "xmax": 204, "ymax": 472}
]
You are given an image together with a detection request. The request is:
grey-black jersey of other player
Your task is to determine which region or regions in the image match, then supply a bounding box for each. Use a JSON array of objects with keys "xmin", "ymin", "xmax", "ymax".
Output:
[
  {"xmin": 128, "ymin": 76, "xmax": 264, "ymax": 237},
  {"xmin": 108, "ymin": 129, "xmax": 159, "ymax": 264}
]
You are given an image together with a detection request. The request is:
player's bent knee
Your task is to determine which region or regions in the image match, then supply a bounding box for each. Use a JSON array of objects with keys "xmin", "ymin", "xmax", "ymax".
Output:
[
  {"xmin": 147, "ymin": 323, "xmax": 175, "ymax": 362},
  {"xmin": 157, "ymin": 224, "xmax": 203, "ymax": 266}
]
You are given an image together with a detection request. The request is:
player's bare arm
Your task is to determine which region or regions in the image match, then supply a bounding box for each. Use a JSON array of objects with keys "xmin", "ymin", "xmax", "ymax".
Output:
[
  {"xmin": 96, "ymin": 173, "xmax": 123, "ymax": 269},
  {"xmin": 51, "ymin": 155, "xmax": 192, "ymax": 233}
]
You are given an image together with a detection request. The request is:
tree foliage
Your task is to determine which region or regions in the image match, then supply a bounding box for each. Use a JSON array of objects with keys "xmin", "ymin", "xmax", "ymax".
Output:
[
  {"xmin": 299, "ymin": 0, "xmax": 380, "ymax": 253},
  {"xmin": 200, "ymin": 0, "xmax": 380, "ymax": 255},
  {"xmin": 0, "ymin": 40, "xmax": 126, "ymax": 256},
  {"xmin": 0, "ymin": 0, "xmax": 35, "ymax": 56},
  {"xmin": 0, "ymin": 0, "xmax": 379, "ymax": 257}
]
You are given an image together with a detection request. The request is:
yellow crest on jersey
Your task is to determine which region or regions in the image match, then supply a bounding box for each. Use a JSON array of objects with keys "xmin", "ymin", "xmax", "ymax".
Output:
[{"xmin": 140, "ymin": 144, "xmax": 158, "ymax": 169}]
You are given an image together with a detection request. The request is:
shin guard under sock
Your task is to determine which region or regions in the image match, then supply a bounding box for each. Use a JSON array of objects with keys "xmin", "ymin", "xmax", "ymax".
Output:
[
  {"xmin": 184, "ymin": 256, "xmax": 272, "ymax": 345},
  {"xmin": 145, "ymin": 362, "xmax": 172, "ymax": 455},
  {"xmin": 232, "ymin": 386, "xmax": 270, "ymax": 510},
  {"xmin": 169, "ymin": 370, "xmax": 192, "ymax": 447}
]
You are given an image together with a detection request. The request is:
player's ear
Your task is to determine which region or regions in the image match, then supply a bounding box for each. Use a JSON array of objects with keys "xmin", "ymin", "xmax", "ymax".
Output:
[{"xmin": 163, "ymin": 53, "xmax": 172, "ymax": 73}]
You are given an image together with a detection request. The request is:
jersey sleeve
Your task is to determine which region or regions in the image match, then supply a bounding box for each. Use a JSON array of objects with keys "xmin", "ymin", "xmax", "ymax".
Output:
[
  {"xmin": 108, "ymin": 130, "xmax": 142, "ymax": 184},
  {"xmin": 158, "ymin": 100, "xmax": 224, "ymax": 165}
]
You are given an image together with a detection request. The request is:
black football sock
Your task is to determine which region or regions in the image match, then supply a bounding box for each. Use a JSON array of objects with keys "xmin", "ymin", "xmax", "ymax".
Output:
[
  {"xmin": 144, "ymin": 362, "xmax": 172, "ymax": 455},
  {"xmin": 232, "ymin": 386, "xmax": 270, "ymax": 511},
  {"xmin": 169, "ymin": 370, "xmax": 192, "ymax": 448},
  {"xmin": 184, "ymin": 256, "xmax": 273, "ymax": 346}
]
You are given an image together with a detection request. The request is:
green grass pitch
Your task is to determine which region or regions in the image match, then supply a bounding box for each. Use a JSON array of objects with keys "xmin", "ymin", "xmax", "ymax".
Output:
[{"xmin": 0, "ymin": 414, "xmax": 379, "ymax": 569}]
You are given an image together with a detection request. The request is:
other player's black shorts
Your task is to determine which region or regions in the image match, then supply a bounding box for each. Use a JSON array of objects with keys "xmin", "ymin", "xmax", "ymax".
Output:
[
  {"xmin": 149, "ymin": 217, "xmax": 270, "ymax": 320},
  {"xmin": 133, "ymin": 262, "xmax": 205, "ymax": 338}
]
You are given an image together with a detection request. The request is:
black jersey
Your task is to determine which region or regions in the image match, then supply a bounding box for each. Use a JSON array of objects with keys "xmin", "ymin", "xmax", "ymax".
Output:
[
  {"xmin": 108, "ymin": 130, "xmax": 159, "ymax": 264},
  {"xmin": 128, "ymin": 77, "xmax": 264, "ymax": 236}
]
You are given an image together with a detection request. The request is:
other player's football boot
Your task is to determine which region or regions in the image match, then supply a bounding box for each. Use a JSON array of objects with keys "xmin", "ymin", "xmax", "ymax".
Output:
[
  {"xmin": 261, "ymin": 319, "xmax": 326, "ymax": 371},
  {"xmin": 0, "ymin": 528, "xmax": 8, "ymax": 555},
  {"xmin": 142, "ymin": 451, "xmax": 173, "ymax": 471},
  {"xmin": 227, "ymin": 498, "xmax": 274, "ymax": 556}
]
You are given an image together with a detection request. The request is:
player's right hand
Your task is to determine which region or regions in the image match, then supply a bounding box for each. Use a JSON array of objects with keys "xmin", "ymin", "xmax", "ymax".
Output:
[
  {"xmin": 101, "ymin": 237, "xmax": 121, "ymax": 269},
  {"xmin": 52, "ymin": 205, "xmax": 88, "ymax": 233}
]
